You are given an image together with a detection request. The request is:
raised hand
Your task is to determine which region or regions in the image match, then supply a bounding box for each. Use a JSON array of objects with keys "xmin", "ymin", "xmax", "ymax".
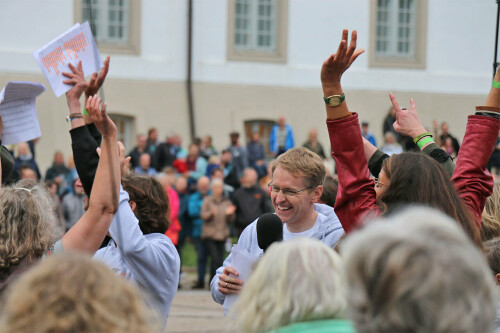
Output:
[
  {"xmin": 63, "ymin": 61, "xmax": 89, "ymax": 105},
  {"xmin": 321, "ymin": 29, "xmax": 365, "ymax": 88},
  {"xmin": 85, "ymin": 56, "xmax": 110, "ymax": 101},
  {"xmin": 389, "ymin": 92, "xmax": 426, "ymax": 138},
  {"xmin": 118, "ymin": 141, "xmax": 131, "ymax": 177},
  {"xmin": 85, "ymin": 95, "xmax": 117, "ymax": 138}
]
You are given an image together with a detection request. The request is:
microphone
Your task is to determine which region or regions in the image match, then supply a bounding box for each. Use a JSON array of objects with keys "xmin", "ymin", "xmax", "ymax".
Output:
[{"xmin": 256, "ymin": 213, "xmax": 283, "ymax": 252}]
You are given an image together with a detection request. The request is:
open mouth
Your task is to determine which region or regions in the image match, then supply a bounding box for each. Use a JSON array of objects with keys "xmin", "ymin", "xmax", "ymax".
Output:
[{"xmin": 277, "ymin": 205, "xmax": 292, "ymax": 211}]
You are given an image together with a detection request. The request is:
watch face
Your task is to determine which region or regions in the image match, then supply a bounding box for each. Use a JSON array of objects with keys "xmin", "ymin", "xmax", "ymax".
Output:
[{"xmin": 329, "ymin": 96, "xmax": 341, "ymax": 106}]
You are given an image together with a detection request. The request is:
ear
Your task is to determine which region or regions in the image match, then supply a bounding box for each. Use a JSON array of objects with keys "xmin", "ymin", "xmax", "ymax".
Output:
[
  {"xmin": 129, "ymin": 200, "xmax": 137, "ymax": 213},
  {"xmin": 312, "ymin": 185, "xmax": 323, "ymax": 203},
  {"xmin": 496, "ymin": 273, "xmax": 500, "ymax": 286}
]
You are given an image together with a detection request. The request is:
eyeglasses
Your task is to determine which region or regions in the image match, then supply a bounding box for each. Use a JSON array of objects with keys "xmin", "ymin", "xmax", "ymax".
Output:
[
  {"xmin": 268, "ymin": 181, "xmax": 314, "ymax": 197},
  {"xmin": 374, "ymin": 178, "xmax": 388, "ymax": 189}
]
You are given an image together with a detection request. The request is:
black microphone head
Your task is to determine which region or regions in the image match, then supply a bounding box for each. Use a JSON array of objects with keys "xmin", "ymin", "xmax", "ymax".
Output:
[{"xmin": 256, "ymin": 213, "xmax": 283, "ymax": 252}]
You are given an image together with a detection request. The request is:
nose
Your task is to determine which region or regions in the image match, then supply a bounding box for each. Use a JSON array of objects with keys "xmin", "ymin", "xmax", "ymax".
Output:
[{"xmin": 275, "ymin": 190, "xmax": 287, "ymax": 203}]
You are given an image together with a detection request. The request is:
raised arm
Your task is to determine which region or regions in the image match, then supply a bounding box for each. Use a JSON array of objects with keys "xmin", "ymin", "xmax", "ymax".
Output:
[
  {"xmin": 62, "ymin": 95, "xmax": 120, "ymax": 254},
  {"xmin": 321, "ymin": 30, "xmax": 378, "ymax": 233},
  {"xmin": 451, "ymin": 68, "xmax": 500, "ymax": 227}
]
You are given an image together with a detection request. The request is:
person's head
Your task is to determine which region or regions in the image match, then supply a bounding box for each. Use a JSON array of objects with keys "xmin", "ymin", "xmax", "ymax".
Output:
[
  {"xmin": 361, "ymin": 121, "xmax": 369, "ymax": 135},
  {"xmin": 147, "ymin": 128, "xmax": 158, "ymax": 142},
  {"xmin": 211, "ymin": 178, "xmax": 224, "ymax": 198},
  {"xmin": 17, "ymin": 142, "xmax": 30, "ymax": 157},
  {"xmin": 230, "ymin": 132, "xmax": 239, "ymax": 145},
  {"xmin": 388, "ymin": 106, "xmax": 396, "ymax": 118},
  {"xmin": 67, "ymin": 155, "xmax": 75, "ymax": 169},
  {"xmin": 444, "ymin": 137, "xmax": 455, "ymax": 152},
  {"xmin": 270, "ymin": 148, "xmax": 324, "ymax": 229},
  {"xmin": 482, "ymin": 183, "xmax": 500, "ymax": 241},
  {"xmin": 441, "ymin": 121, "xmax": 449, "ymax": 134},
  {"xmin": 234, "ymin": 238, "xmax": 347, "ymax": 332},
  {"xmin": 136, "ymin": 134, "xmax": 147, "ymax": 149},
  {"xmin": 197, "ymin": 176, "xmax": 210, "ymax": 195},
  {"xmin": 251, "ymin": 132, "xmax": 260, "ymax": 143},
  {"xmin": 73, "ymin": 178, "xmax": 84, "ymax": 196},
  {"xmin": 342, "ymin": 207, "xmax": 497, "ymax": 333},
  {"xmin": 19, "ymin": 165, "xmax": 37, "ymax": 181},
  {"xmin": 318, "ymin": 175, "xmax": 339, "ymax": 208},
  {"xmin": 44, "ymin": 180, "xmax": 57, "ymax": 197},
  {"xmin": 138, "ymin": 153, "xmax": 151, "ymax": 171},
  {"xmin": 0, "ymin": 179, "xmax": 57, "ymax": 273},
  {"xmin": 484, "ymin": 237, "xmax": 500, "ymax": 286},
  {"xmin": 308, "ymin": 128, "xmax": 318, "ymax": 142},
  {"xmin": 376, "ymin": 152, "xmax": 480, "ymax": 246},
  {"xmin": 221, "ymin": 149, "xmax": 232, "ymax": 164},
  {"xmin": 188, "ymin": 143, "xmax": 199, "ymax": 158},
  {"xmin": 211, "ymin": 167, "xmax": 223, "ymax": 181},
  {"xmin": 384, "ymin": 132, "xmax": 396, "ymax": 145},
  {"xmin": 53, "ymin": 151, "xmax": 64, "ymax": 165},
  {"xmin": 121, "ymin": 174, "xmax": 170, "ymax": 234},
  {"xmin": 277, "ymin": 116, "xmax": 286, "ymax": 128},
  {"xmin": 202, "ymin": 135, "xmax": 213, "ymax": 147},
  {"xmin": 175, "ymin": 175, "xmax": 188, "ymax": 193},
  {"xmin": 240, "ymin": 168, "xmax": 258, "ymax": 188},
  {"xmin": 0, "ymin": 252, "xmax": 158, "ymax": 333}
]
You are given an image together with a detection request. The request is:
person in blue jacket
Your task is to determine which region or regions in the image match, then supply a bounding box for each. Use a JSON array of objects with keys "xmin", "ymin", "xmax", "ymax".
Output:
[{"xmin": 269, "ymin": 116, "xmax": 295, "ymax": 157}]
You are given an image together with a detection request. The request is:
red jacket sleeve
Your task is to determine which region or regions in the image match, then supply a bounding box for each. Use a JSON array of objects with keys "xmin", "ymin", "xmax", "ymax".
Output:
[
  {"xmin": 451, "ymin": 115, "xmax": 500, "ymax": 228},
  {"xmin": 327, "ymin": 113, "xmax": 380, "ymax": 233}
]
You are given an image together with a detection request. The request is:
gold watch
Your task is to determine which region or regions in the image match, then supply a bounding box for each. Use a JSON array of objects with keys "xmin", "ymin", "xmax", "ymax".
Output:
[{"xmin": 323, "ymin": 93, "xmax": 345, "ymax": 107}]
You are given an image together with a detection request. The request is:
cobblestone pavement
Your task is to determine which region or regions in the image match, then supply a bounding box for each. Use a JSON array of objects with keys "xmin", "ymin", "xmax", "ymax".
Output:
[{"xmin": 165, "ymin": 290, "xmax": 235, "ymax": 333}]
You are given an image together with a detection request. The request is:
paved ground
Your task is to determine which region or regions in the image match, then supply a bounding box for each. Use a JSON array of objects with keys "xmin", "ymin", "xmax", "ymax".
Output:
[{"xmin": 165, "ymin": 290, "xmax": 234, "ymax": 333}]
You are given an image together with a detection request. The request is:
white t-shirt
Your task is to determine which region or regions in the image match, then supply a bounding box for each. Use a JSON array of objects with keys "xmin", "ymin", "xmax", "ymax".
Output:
[{"xmin": 283, "ymin": 219, "xmax": 319, "ymax": 240}]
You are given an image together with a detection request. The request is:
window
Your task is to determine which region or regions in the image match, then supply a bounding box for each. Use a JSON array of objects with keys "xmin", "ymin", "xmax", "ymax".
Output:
[
  {"xmin": 369, "ymin": 0, "xmax": 427, "ymax": 68},
  {"xmin": 74, "ymin": 0, "xmax": 141, "ymax": 55},
  {"xmin": 227, "ymin": 0, "xmax": 288, "ymax": 63}
]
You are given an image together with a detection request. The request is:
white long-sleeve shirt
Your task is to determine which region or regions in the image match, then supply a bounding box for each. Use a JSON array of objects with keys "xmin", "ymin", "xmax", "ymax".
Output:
[{"xmin": 94, "ymin": 188, "xmax": 180, "ymax": 324}]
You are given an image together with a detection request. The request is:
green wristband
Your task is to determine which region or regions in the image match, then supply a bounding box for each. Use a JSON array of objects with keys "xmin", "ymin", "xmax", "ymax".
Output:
[
  {"xmin": 492, "ymin": 80, "xmax": 500, "ymax": 89},
  {"xmin": 413, "ymin": 132, "xmax": 432, "ymax": 144},
  {"xmin": 83, "ymin": 109, "xmax": 89, "ymax": 116},
  {"xmin": 417, "ymin": 136, "xmax": 434, "ymax": 149}
]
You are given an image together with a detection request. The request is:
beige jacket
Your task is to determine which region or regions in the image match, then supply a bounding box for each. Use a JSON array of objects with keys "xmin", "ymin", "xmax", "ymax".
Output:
[{"xmin": 200, "ymin": 196, "xmax": 235, "ymax": 240}]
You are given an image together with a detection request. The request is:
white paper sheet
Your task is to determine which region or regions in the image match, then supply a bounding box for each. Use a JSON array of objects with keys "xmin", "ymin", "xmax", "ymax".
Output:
[
  {"xmin": 33, "ymin": 22, "xmax": 103, "ymax": 97},
  {"xmin": 222, "ymin": 245, "xmax": 259, "ymax": 315},
  {"xmin": 0, "ymin": 81, "xmax": 45, "ymax": 145}
]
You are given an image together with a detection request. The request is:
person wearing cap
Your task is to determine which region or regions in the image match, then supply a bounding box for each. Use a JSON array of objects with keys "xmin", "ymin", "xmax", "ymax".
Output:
[{"xmin": 361, "ymin": 121, "xmax": 377, "ymax": 147}]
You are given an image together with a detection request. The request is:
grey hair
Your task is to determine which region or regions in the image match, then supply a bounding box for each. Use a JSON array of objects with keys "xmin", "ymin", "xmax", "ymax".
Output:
[
  {"xmin": 341, "ymin": 206, "xmax": 497, "ymax": 333},
  {"xmin": 0, "ymin": 179, "xmax": 57, "ymax": 272},
  {"xmin": 234, "ymin": 238, "xmax": 347, "ymax": 332},
  {"xmin": 210, "ymin": 178, "xmax": 224, "ymax": 189}
]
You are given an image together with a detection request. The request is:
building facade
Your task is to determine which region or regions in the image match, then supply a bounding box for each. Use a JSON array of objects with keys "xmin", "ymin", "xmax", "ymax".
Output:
[{"xmin": 0, "ymin": 0, "xmax": 496, "ymax": 172}]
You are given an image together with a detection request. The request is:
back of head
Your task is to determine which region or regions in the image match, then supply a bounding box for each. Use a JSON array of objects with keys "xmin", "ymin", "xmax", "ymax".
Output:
[
  {"xmin": 122, "ymin": 174, "xmax": 170, "ymax": 234},
  {"xmin": 319, "ymin": 175, "xmax": 339, "ymax": 207},
  {"xmin": 380, "ymin": 152, "xmax": 480, "ymax": 246},
  {"xmin": 342, "ymin": 207, "xmax": 497, "ymax": 333},
  {"xmin": 484, "ymin": 237, "xmax": 500, "ymax": 282},
  {"xmin": 272, "ymin": 147, "xmax": 325, "ymax": 187},
  {"xmin": 0, "ymin": 252, "xmax": 158, "ymax": 333},
  {"xmin": 234, "ymin": 238, "xmax": 347, "ymax": 332},
  {"xmin": 482, "ymin": 182, "xmax": 500, "ymax": 241},
  {"xmin": 0, "ymin": 179, "xmax": 57, "ymax": 275}
]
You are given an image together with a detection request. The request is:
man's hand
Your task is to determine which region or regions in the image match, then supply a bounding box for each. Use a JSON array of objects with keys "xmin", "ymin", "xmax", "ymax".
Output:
[
  {"xmin": 225, "ymin": 205, "xmax": 236, "ymax": 215},
  {"xmin": 85, "ymin": 56, "xmax": 110, "ymax": 101},
  {"xmin": 218, "ymin": 266, "xmax": 243, "ymax": 295},
  {"xmin": 85, "ymin": 95, "xmax": 117, "ymax": 138},
  {"xmin": 118, "ymin": 141, "xmax": 131, "ymax": 177},
  {"xmin": 321, "ymin": 29, "xmax": 364, "ymax": 91},
  {"xmin": 63, "ymin": 61, "xmax": 88, "ymax": 107},
  {"xmin": 390, "ymin": 93, "xmax": 426, "ymax": 139}
]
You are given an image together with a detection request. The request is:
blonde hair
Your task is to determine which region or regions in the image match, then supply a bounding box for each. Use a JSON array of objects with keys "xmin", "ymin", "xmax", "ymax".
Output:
[
  {"xmin": 234, "ymin": 238, "xmax": 347, "ymax": 332},
  {"xmin": 272, "ymin": 147, "xmax": 325, "ymax": 187},
  {"xmin": 481, "ymin": 182, "xmax": 500, "ymax": 241},
  {"xmin": 0, "ymin": 252, "xmax": 160, "ymax": 333},
  {"xmin": 342, "ymin": 207, "xmax": 497, "ymax": 333},
  {"xmin": 0, "ymin": 179, "xmax": 57, "ymax": 273}
]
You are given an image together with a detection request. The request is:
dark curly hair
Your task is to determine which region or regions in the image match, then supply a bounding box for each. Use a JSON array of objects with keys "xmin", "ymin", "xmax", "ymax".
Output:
[{"xmin": 122, "ymin": 175, "xmax": 170, "ymax": 234}]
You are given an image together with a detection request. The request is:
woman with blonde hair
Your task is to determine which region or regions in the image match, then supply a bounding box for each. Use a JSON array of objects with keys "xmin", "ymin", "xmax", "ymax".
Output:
[
  {"xmin": 0, "ymin": 252, "xmax": 159, "ymax": 333},
  {"xmin": 234, "ymin": 238, "xmax": 353, "ymax": 333},
  {"xmin": 482, "ymin": 182, "xmax": 500, "ymax": 241}
]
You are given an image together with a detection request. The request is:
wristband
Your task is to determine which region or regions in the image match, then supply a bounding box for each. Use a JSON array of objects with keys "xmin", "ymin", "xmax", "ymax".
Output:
[
  {"xmin": 413, "ymin": 132, "xmax": 432, "ymax": 144},
  {"xmin": 493, "ymin": 80, "xmax": 500, "ymax": 89},
  {"xmin": 417, "ymin": 136, "xmax": 434, "ymax": 149},
  {"xmin": 83, "ymin": 109, "xmax": 89, "ymax": 116},
  {"xmin": 66, "ymin": 113, "xmax": 84, "ymax": 122}
]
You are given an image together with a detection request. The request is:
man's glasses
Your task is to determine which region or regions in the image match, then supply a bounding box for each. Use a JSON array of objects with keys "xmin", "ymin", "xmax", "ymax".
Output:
[{"xmin": 268, "ymin": 182, "xmax": 313, "ymax": 197}]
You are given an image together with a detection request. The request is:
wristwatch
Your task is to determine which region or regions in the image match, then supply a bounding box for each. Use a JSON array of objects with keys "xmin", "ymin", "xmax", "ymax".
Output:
[{"xmin": 323, "ymin": 93, "xmax": 345, "ymax": 107}]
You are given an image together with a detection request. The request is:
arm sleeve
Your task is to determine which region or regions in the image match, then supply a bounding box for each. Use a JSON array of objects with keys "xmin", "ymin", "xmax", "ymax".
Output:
[
  {"xmin": 451, "ymin": 115, "xmax": 500, "ymax": 228},
  {"xmin": 70, "ymin": 125, "xmax": 99, "ymax": 197},
  {"xmin": 109, "ymin": 188, "xmax": 180, "ymax": 297},
  {"xmin": 368, "ymin": 150, "xmax": 389, "ymax": 178},
  {"xmin": 327, "ymin": 113, "xmax": 380, "ymax": 233},
  {"xmin": 422, "ymin": 142, "xmax": 455, "ymax": 178}
]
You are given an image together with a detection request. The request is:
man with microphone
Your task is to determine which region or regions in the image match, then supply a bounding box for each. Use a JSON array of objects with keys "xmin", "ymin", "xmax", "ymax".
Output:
[{"xmin": 210, "ymin": 147, "xmax": 344, "ymax": 305}]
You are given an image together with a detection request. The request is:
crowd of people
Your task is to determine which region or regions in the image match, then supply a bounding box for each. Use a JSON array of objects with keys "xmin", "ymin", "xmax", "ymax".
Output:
[{"xmin": 0, "ymin": 28, "xmax": 499, "ymax": 333}]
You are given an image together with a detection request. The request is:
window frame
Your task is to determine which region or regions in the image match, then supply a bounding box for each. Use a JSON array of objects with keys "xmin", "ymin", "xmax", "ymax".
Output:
[
  {"xmin": 227, "ymin": 0, "xmax": 288, "ymax": 63},
  {"xmin": 73, "ymin": 0, "xmax": 141, "ymax": 55},
  {"xmin": 369, "ymin": 0, "xmax": 427, "ymax": 69}
]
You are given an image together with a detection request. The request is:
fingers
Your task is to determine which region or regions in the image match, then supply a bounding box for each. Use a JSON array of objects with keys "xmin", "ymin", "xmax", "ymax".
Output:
[
  {"xmin": 68, "ymin": 62, "xmax": 77, "ymax": 72},
  {"xmin": 389, "ymin": 92, "xmax": 401, "ymax": 123},
  {"xmin": 334, "ymin": 29, "xmax": 348, "ymax": 61},
  {"xmin": 77, "ymin": 60, "xmax": 83, "ymax": 72},
  {"xmin": 101, "ymin": 101, "xmax": 107, "ymax": 115},
  {"xmin": 410, "ymin": 98, "xmax": 417, "ymax": 113},
  {"xmin": 98, "ymin": 56, "xmax": 110, "ymax": 84},
  {"xmin": 96, "ymin": 147, "xmax": 102, "ymax": 157},
  {"xmin": 346, "ymin": 30, "xmax": 357, "ymax": 59},
  {"xmin": 118, "ymin": 141, "xmax": 126, "ymax": 158},
  {"xmin": 223, "ymin": 266, "xmax": 240, "ymax": 277}
]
